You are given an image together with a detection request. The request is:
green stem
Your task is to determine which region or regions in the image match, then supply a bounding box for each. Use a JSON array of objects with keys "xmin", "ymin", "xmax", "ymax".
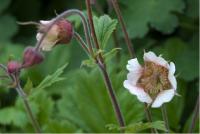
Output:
[
  {"xmin": 74, "ymin": 32, "xmax": 90, "ymax": 55},
  {"xmin": 188, "ymin": 96, "xmax": 199, "ymax": 133},
  {"xmin": 85, "ymin": 0, "xmax": 126, "ymax": 129},
  {"xmin": 110, "ymin": 0, "xmax": 135, "ymax": 58},
  {"xmin": 161, "ymin": 104, "xmax": 169, "ymax": 132},
  {"xmin": 16, "ymin": 83, "xmax": 41, "ymax": 133},
  {"xmin": 144, "ymin": 103, "xmax": 157, "ymax": 133},
  {"xmin": 98, "ymin": 61, "xmax": 126, "ymax": 128}
]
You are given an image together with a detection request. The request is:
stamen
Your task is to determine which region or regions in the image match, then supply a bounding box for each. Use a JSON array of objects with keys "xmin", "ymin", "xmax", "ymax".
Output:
[{"xmin": 137, "ymin": 61, "xmax": 171, "ymax": 97}]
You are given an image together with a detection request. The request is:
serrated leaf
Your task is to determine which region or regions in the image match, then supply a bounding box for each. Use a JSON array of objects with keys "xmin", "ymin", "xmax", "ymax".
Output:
[
  {"xmin": 124, "ymin": 121, "xmax": 166, "ymax": 133},
  {"xmin": 0, "ymin": 15, "xmax": 18, "ymax": 41},
  {"xmin": 81, "ymin": 58, "xmax": 96, "ymax": 68},
  {"xmin": 93, "ymin": 15, "xmax": 118, "ymax": 48},
  {"xmin": 120, "ymin": 0, "xmax": 185, "ymax": 38},
  {"xmin": 43, "ymin": 119, "xmax": 77, "ymax": 133},
  {"xmin": 36, "ymin": 63, "xmax": 68, "ymax": 90},
  {"xmin": 0, "ymin": 0, "xmax": 11, "ymax": 13},
  {"xmin": 0, "ymin": 107, "xmax": 28, "ymax": 128},
  {"xmin": 103, "ymin": 48, "xmax": 121, "ymax": 62},
  {"xmin": 57, "ymin": 68, "xmax": 144, "ymax": 132},
  {"xmin": 23, "ymin": 78, "xmax": 33, "ymax": 95}
]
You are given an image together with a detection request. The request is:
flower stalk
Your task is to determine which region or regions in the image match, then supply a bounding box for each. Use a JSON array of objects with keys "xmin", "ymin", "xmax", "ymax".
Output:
[
  {"xmin": 161, "ymin": 104, "xmax": 170, "ymax": 132},
  {"xmin": 35, "ymin": 9, "xmax": 94, "ymax": 57},
  {"xmin": 109, "ymin": 1, "xmax": 157, "ymax": 128},
  {"xmin": 14, "ymin": 75, "xmax": 41, "ymax": 133},
  {"xmin": 74, "ymin": 32, "xmax": 90, "ymax": 55},
  {"xmin": 97, "ymin": 61, "xmax": 125, "ymax": 128},
  {"xmin": 144, "ymin": 104, "xmax": 157, "ymax": 133},
  {"xmin": 85, "ymin": 0, "xmax": 126, "ymax": 129},
  {"xmin": 188, "ymin": 96, "xmax": 199, "ymax": 133},
  {"xmin": 110, "ymin": 0, "xmax": 135, "ymax": 58}
]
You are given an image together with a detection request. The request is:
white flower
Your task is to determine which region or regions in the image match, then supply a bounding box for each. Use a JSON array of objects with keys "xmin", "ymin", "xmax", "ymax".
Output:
[
  {"xmin": 36, "ymin": 20, "xmax": 60, "ymax": 51},
  {"xmin": 36, "ymin": 19, "xmax": 73, "ymax": 51},
  {"xmin": 123, "ymin": 51, "xmax": 177, "ymax": 108}
]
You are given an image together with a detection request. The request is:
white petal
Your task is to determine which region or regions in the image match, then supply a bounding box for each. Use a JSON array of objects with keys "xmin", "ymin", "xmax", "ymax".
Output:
[
  {"xmin": 126, "ymin": 58, "xmax": 142, "ymax": 72},
  {"xmin": 151, "ymin": 89, "xmax": 175, "ymax": 108},
  {"xmin": 168, "ymin": 74, "xmax": 177, "ymax": 90},
  {"xmin": 144, "ymin": 51, "xmax": 168, "ymax": 68},
  {"xmin": 40, "ymin": 20, "xmax": 52, "ymax": 25},
  {"xmin": 123, "ymin": 80, "xmax": 152, "ymax": 103},
  {"xmin": 36, "ymin": 33, "xmax": 42, "ymax": 41},
  {"xmin": 127, "ymin": 71, "xmax": 142, "ymax": 85},
  {"xmin": 168, "ymin": 62, "xmax": 177, "ymax": 89},
  {"xmin": 169, "ymin": 62, "xmax": 176, "ymax": 74},
  {"xmin": 40, "ymin": 40, "xmax": 57, "ymax": 51}
]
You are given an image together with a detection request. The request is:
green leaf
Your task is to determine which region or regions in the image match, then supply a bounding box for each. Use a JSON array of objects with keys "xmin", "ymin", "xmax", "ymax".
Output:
[
  {"xmin": 185, "ymin": 0, "xmax": 199, "ymax": 18},
  {"xmin": 23, "ymin": 78, "xmax": 33, "ymax": 95},
  {"xmin": 93, "ymin": 15, "xmax": 118, "ymax": 48},
  {"xmin": 124, "ymin": 121, "xmax": 166, "ymax": 133},
  {"xmin": 103, "ymin": 48, "xmax": 121, "ymax": 62},
  {"xmin": 0, "ymin": 107, "xmax": 28, "ymax": 128},
  {"xmin": 36, "ymin": 63, "xmax": 68, "ymax": 90},
  {"xmin": 57, "ymin": 68, "xmax": 144, "ymax": 132},
  {"xmin": 43, "ymin": 119, "xmax": 77, "ymax": 133},
  {"xmin": 81, "ymin": 58, "xmax": 96, "ymax": 68},
  {"xmin": 120, "ymin": 0, "xmax": 185, "ymax": 38},
  {"xmin": 0, "ymin": 0, "xmax": 11, "ymax": 13},
  {"xmin": 0, "ymin": 15, "xmax": 18, "ymax": 41}
]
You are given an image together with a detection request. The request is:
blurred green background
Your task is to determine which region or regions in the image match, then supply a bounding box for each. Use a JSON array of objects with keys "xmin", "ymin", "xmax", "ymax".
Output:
[{"xmin": 0, "ymin": 0, "xmax": 199, "ymax": 133}]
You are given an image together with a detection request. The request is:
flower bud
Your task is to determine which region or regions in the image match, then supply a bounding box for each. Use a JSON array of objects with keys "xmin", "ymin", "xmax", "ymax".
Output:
[
  {"xmin": 22, "ymin": 47, "xmax": 44, "ymax": 68},
  {"xmin": 37, "ymin": 19, "xmax": 73, "ymax": 51},
  {"xmin": 7, "ymin": 61, "xmax": 21, "ymax": 74}
]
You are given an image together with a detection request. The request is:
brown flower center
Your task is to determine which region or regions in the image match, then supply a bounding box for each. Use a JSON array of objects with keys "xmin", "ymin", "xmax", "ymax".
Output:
[{"xmin": 137, "ymin": 62, "xmax": 171, "ymax": 98}]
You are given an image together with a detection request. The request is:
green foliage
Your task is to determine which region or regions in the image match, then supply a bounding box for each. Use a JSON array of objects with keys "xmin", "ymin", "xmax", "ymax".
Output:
[
  {"xmin": 124, "ymin": 121, "xmax": 166, "ymax": 132},
  {"xmin": 0, "ymin": 15, "xmax": 18, "ymax": 41},
  {"xmin": 93, "ymin": 15, "xmax": 118, "ymax": 48},
  {"xmin": 0, "ymin": 0, "xmax": 11, "ymax": 13},
  {"xmin": 107, "ymin": 121, "xmax": 166, "ymax": 132},
  {"xmin": 0, "ymin": 0, "xmax": 198, "ymax": 133},
  {"xmin": 57, "ymin": 68, "xmax": 144, "ymax": 132},
  {"xmin": 153, "ymin": 37, "xmax": 199, "ymax": 81},
  {"xmin": 120, "ymin": 0, "xmax": 185, "ymax": 38},
  {"xmin": 0, "ymin": 107, "xmax": 28, "ymax": 128},
  {"xmin": 36, "ymin": 63, "xmax": 68, "ymax": 90},
  {"xmin": 0, "ymin": 42, "xmax": 24, "ymax": 63},
  {"xmin": 185, "ymin": 0, "xmax": 199, "ymax": 18}
]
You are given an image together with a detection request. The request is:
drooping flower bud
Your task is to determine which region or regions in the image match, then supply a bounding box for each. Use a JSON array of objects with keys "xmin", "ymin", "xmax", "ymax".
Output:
[
  {"xmin": 22, "ymin": 47, "xmax": 44, "ymax": 68},
  {"xmin": 7, "ymin": 61, "xmax": 21, "ymax": 74},
  {"xmin": 36, "ymin": 19, "xmax": 73, "ymax": 51}
]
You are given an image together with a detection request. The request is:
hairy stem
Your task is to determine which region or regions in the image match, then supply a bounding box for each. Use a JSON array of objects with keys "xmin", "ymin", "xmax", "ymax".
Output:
[
  {"xmin": 98, "ymin": 61, "xmax": 125, "ymax": 128},
  {"xmin": 35, "ymin": 9, "xmax": 94, "ymax": 57},
  {"xmin": 110, "ymin": 0, "xmax": 135, "ymax": 58},
  {"xmin": 112, "ymin": 30, "xmax": 121, "ymax": 64},
  {"xmin": 144, "ymin": 104, "xmax": 157, "ymax": 133},
  {"xmin": 161, "ymin": 105, "xmax": 170, "ymax": 132},
  {"xmin": 16, "ymin": 82, "xmax": 41, "ymax": 133},
  {"xmin": 85, "ymin": 0, "xmax": 104, "ymax": 63},
  {"xmin": 85, "ymin": 0, "xmax": 125, "ymax": 129},
  {"xmin": 188, "ymin": 96, "xmax": 199, "ymax": 133},
  {"xmin": 74, "ymin": 32, "xmax": 90, "ymax": 54}
]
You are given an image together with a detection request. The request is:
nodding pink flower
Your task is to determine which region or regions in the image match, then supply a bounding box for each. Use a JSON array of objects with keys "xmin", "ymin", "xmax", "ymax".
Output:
[
  {"xmin": 36, "ymin": 19, "xmax": 73, "ymax": 51},
  {"xmin": 22, "ymin": 47, "xmax": 44, "ymax": 68},
  {"xmin": 123, "ymin": 51, "xmax": 177, "ymax": 108},
  {"xmin": 7, "ymin": 61, "xmax": 22, "ymax": 74}
]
